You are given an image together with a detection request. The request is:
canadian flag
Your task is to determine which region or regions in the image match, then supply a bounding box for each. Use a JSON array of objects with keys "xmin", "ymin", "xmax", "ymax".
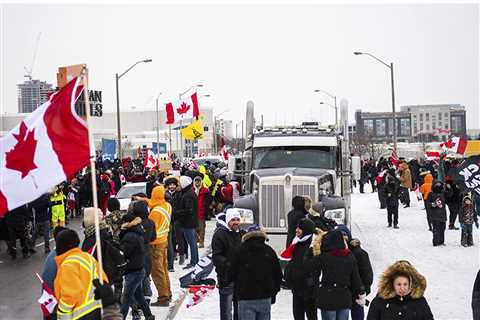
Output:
[
  {"xmin": 38, "ymin": 282, "xmax": 57, "ymax": 316},
  {"xmin": 144, "ymin": 149, "xmax": 158, "ymax": 169},
  {"xmin": 425, "ymin": 151, "xmax": 440, "ymax": 161},
  {"xmin": 165, "ymin": 92, "xmax": 199, "ymax": 124},
  {"xmin": 441, "ymin": 136, "xmax": 467, "ymax": 154},
  {"xmin": 0, "ymin": 77, "xmax": 90, "ymax": 217},
  {"xmin": 220, "ymin": 136, "xmax": 229, "ymax": 161}
]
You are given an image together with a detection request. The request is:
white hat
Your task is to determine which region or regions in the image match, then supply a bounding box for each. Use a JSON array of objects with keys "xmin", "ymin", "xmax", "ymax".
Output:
[
  {"xmin": 83, "ymin": 207, "xmax": 104, "ymax": 227},
  {"xmin": 180, "ymin": 176, "xmax": 193, "ymax": 189},
  {"xmin": 225, "ymin": 208, "xmax": 241, "ymax": 225}
]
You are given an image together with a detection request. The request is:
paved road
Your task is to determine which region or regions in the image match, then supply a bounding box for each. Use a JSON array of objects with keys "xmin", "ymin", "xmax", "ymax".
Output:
[{"xmin": 0, "ymin": 217, "xmax": 83, "ymax": 320}]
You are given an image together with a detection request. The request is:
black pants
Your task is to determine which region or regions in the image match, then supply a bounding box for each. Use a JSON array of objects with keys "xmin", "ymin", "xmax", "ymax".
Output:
[
  {"xmin": 400, "ymin": 187, "xmax": 410, "ymax": 206},
  {"xmin": 7, "ymin": 224, "xmax": 28, "ymax": 255},
  {"xmin": 432, "ymin": 221, "xmax": 446, "ymax": 246},
  {"xmin": 292, "ymin": 293, "xmax": 317, "ymax": 320},
  {"xmin": 387, "ymin": 206, "xmax": 398, "ymax": 226},
  {"xmin": 461, "ymin": 224, "xmax": 473, "ymax": 246},
  {"xmin": 359, "ymin": 181, "xmax": 364, "ymax": 193},
  {"xmin": 378, "ymin": 188, "xmax": 386, "ymax": 209},
  {"xmin": 425, "ymin": 202, "xmax": 433, "ymax": 230},
  {"xmin": 448, "ymin": 205, "xmax": 459, "ymax": 227},
  {"xmin": 370, "ymin": 178, "xmax": 377, "ymax": 192}
]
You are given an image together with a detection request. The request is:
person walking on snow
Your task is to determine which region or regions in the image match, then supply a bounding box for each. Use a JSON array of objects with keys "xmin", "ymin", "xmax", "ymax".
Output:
[
  {"xmin": 420, "ymin": 172, "xmax": 434, "ymax": 231},
  {"xmin": 384, "ymin": 169, "xmax": 400, "ymax": 229},
  {"xmin": 399, "ymin": 162, "xmax": 412, "ymax": 208},
  {"xmin": 427, "ymin": 181, "xmax": 448, "ymax": 246}
]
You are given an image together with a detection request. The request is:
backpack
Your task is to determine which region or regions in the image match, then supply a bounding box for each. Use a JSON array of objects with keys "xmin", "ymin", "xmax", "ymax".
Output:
[{"xmin": 89, "ymin": 239, "xmax": 126, "ymax": 283}]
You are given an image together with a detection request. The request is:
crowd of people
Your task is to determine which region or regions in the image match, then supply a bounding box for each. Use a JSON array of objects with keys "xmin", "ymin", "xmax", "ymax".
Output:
[
  {"xmin": 2, "ymin": 152, "xmax": 480, "ymax": 319},
  {"xmin": 358, "ymin": 156, "xmax": 480, "ymax": 247}
]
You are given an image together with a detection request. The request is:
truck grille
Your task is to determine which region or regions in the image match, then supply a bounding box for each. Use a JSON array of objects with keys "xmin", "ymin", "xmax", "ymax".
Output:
[
  {"xmin": 260, "ymin": 184, "xmax": 285, "ymax": 229},
  {"xmin": 259, "ymin": 178, "xmax": 317, "ymax": 232}
]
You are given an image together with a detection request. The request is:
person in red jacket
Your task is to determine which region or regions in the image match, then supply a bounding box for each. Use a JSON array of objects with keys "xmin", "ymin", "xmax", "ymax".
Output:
[{"xmin": 193, "ymin": 175, "xmax": 212, "ymax": 248}]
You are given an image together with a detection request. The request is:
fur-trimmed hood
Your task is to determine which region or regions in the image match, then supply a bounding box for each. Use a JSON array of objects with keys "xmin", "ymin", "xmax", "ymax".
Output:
[
  {"xmin": 377, "ymin": 261, "xmax": 427, "ymax": 300},
  {"xmin": 242, "ymin": 229, "xmax": 268, "ymax": 242}
]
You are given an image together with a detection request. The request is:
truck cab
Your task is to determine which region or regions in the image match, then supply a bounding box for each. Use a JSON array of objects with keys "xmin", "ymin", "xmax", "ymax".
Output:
[{"xmin": 234, "ymin": 123, "xmax": 353, "ymax": 233}]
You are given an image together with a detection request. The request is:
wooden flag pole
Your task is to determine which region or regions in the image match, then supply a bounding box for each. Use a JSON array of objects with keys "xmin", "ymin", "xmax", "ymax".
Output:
[{"xmin": 80, "ymin": 66, "xmax": 104, "ymax": 284}]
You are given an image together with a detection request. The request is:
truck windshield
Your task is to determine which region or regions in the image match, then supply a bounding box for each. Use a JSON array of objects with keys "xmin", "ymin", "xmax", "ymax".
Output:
[{"xmin": 253, "ymin": 146, "xmax": 335, "ymax": 169}]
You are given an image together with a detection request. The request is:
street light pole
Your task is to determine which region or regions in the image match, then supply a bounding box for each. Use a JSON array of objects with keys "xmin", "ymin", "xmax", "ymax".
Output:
[
  {"xmin": 314, "ymin": 89, "xmax": 337, "ymax": 128},
  {"xmin": 354, "ymin": 51, "xmax": 397, "ymax": 152},
  {"xmin": 319, "ymin": 101, "xmax": 338, "ymax": 126},
  {"xmin": 178, "ymin": 84, "xmax": 203, "ymax": 159},
  {"xmin": 115, "ymin": 58, "xmax": 152, "ymax": 159}
]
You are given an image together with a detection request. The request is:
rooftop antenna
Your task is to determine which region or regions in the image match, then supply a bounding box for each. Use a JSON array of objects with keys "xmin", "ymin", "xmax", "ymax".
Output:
[{"xmin": 24, "ymin": 32, "xmax": 42, "ymax": 81}]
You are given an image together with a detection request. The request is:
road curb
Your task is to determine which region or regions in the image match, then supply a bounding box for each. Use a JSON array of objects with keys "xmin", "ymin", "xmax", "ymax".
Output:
[{"xmin": 164, "ymin": 289, "xmax": 188, "ymax": 320}]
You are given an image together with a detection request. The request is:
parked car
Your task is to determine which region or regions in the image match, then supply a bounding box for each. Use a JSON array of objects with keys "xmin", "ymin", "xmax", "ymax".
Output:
[{"xmin": 116, "ymin": 182, "xmax": 147, "ymax": 211}]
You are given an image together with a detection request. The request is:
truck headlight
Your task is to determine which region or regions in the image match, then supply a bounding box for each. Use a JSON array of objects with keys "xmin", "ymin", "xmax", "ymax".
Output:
[
  {"xmin": 324, "ymin": 208, "xmax": 345, "ymax": 224},
  {"xmin": 236, "ymin": 208, "xmax": 254, "ymax": 224}
]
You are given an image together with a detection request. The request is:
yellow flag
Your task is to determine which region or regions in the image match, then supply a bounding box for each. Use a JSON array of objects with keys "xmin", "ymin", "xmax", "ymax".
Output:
[{"xmin": 181, "ymin": 119, "xmax": 204, "ymax": 140}]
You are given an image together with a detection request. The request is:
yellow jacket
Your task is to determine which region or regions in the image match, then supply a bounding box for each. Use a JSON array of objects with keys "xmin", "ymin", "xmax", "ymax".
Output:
[
  {"xmin": 54, "ymin": 248, "xmax": 108, "ymax": 320},
  {"xmin": 148, "ymin": 186, "xmax": 172, "ymax": 245}
]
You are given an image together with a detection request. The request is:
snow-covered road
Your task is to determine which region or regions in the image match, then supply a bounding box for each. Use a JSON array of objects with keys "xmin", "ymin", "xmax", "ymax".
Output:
[{"xmin": 175, "ymin": 187, "xmax": 478, "ymax": 319}]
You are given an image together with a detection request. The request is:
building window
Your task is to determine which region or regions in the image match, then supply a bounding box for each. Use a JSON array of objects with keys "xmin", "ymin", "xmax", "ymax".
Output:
[
  {"xmin": 444, "ymin": 123, "xmax": 449, "ymax": 130},
  {"xmin": 451, "ymin": 116, "xmax": 462, "ymax": 132},
  {"xmin": 364, "ymin": 119, "xmax": 374, "ymax": 135},
  {"xmin": 445, "ymin": 112, "xmax": 449, "ymax": 118},
  {"xmin": 400, "ymin": 118, "xmax": 411, "ymax": 136},
  {"xmin": 376, "ymin": 119, "xmax": 386, "ymax": 136},
  {"xmin": 420, "ymin": 123, "xmax": 423, "ymax": 131},
  {"xmin": 420, "ymin": 113, "xmax": 423, "ymax": 121},
  {"xmin": 438, "ymin": 113, "xmax": 442, "ymax": 120},
  {"xmin": 426, "ymin": 113, "xmax": 429, "ymax": 121},
  {"xmin": 432, "ymin": 122, "xmax": 436, "ymax": 130},
  {"xmin": 388, "ymin": 119, "xmax": 397, "ymax": 136},
  {"xmin": 426, "ymin": 124, "xmax": 430, "ymax": 131}
]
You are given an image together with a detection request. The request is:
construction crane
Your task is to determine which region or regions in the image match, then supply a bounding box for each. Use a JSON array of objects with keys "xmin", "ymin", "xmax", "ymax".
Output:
[{"xmin": 23, "ymin": 32, "xmax": 41, "ymax": 81}]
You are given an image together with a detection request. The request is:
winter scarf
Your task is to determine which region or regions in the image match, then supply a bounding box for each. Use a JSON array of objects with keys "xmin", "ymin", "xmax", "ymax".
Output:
[
  {"xmin": 280, "ymin": 234, "xmax": 313, "ymax": 261},
  {"xmin": 84, "ymin": 222, "xmax": 109, "ymax": 239}
]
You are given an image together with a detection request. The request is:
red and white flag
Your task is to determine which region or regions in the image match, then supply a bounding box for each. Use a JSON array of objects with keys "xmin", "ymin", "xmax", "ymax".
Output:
[
  {"xmin": 0, "ymin": 77, "xmax": 89, "ymax": 217},
  {"xmin": 389, "ymin": 150, "xmax": 399, "ymax": 169},
  {"xmin": 186, "ymin": 285, "xmax": 215, "ymax": 308},
  {"xmin": 38, "ymin": 282, "xmax": 58, "ymax": 316},
  {"xmin": 440, "ymin": 136, "xmax": 467, "ymax": 154},
  {"xmin": 220, "ymin": 136, "xmax": 229, "ymax": 161},
  {"xmin": 144, "ymin": 149, "xmax": 158, "ymax": 169},
  {"xmin": 279, "ymin": 234, "xmax": 313, "ymax": 261},
  {"xmin": 425, "ymin": 151, "xmax": 440, "ymax": 161},
  {"xmin": 165, "ymin": 92, "xmax": 199, "ymax": 124}
]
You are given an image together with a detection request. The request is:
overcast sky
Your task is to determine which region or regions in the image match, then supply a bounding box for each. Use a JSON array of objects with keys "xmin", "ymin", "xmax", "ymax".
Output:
[{"xmin": 1, "ymin": 3, "xmax": 479, "ymax": 129}]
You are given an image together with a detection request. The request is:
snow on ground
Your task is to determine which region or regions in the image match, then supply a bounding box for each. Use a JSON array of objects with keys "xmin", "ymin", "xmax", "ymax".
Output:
[{"xmin": 173, "ymin": 185, "xmax": 478, "ymax": 319}]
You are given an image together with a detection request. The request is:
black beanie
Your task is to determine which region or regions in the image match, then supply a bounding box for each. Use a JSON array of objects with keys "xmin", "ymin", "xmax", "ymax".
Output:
[
  {"xmin": 297, "ymin": 218, "xmax": 315, "ymax": 236},
  {"xmin": 55, "ymin": 229, "xmax": 80, "ymax": 255},
  {"xmin": 133, "ymin": 201, "xmax": 149, "ymax": 219},
  {"xmin": 107, "ymin": 198, "xmax": 120, "ymax": 212}
]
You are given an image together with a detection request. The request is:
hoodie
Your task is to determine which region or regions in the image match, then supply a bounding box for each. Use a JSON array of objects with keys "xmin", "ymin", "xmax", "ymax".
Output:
[
  {"xmin": 148, "ymin": 186, "xmax": 171, "ymax": 244},
  {"xmin": 286, "ymin": 196, "xmax": 308, "ymax": 247},
  {"xmin": 420, "ymin": 174, "xmax": 434, "ymax": 200}
]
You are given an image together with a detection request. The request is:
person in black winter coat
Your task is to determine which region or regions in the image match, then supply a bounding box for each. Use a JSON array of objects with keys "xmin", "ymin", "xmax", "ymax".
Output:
[
  {"xmin": 472, "ymin": 269, "xmax": 480, "ymax": 320},
  {"xmin": 212, "ymin": 208, "xmax": 243, "ymax": 320},
  {"xmin": 132, "ymin": 200, "xmax": 156, "ymax": 308},
  {"xmin": 286, "ymin": 196, "xmax": 308, "ymax": 248},
  {"xmin": 284, "ymin": 218, "xmax": 318, "ymax": 320},
  {"xmin": 230, "ymin": 225, "xmax": 282, "ymax": 320},
  {"xmin": 367, "ymin": 260, "xmax": 433, "ymax": 320},
  {"xmin": 176, "ymin": 176, "xmax": 199, "ymax": 268},
  {"xmin": 427, "ymin": 181, "xmax": 448, "ymax": 246},
  {"xmin": 119, "ymin": 214, "xmax": 154, "ymax": 320},
  {"xmin": 384, "ymin": 169, "xmax": 400, "ymax": 228},
  {"xmin": 305, "ymin": 229, "xmax": 365, "ymax": 320},
  {"xmin": 444, "ymin": 179, "xmax": 461, "ymax": 230},
  {"xmin": 30, "ymin": 193, "xmax": 52, "ymax": 253},
  {"xmin": 5, "ymin": 205, "xmax": 32, "ymax": 259},
  {"xmin": 349, "ymin": 238, "xmax": 373, "ymax": 320}
]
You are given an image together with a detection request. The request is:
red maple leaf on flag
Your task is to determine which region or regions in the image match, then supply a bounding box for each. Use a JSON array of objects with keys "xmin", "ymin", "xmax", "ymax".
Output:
[
  {"xmin": 177, "ymin": 102, "xmax": 190, "ymax": 115},
  {"xmin": 5, "ymin": 122, "xmax": 38, "ymax": 178}
]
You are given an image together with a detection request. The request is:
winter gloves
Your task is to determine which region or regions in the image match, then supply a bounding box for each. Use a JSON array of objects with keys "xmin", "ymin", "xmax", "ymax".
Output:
[
  {"xmin": 356, "ymin": 293, "xmax": 367, "ymax": 306},
  {"xmin": 93, "ymin": 279, "xmax": 116, "ymax": 308}
]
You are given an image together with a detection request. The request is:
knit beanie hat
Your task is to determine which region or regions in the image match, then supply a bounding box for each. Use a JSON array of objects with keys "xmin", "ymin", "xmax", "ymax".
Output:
[
  {"xmin": 180, "ymin": 176, "xmax": 193, "ymax": 189},
  {"xmin": 55, "ymin": 229, "xmax": 80, "ymax": 255},
  {"xmin": 225, "ymin": 208, "xmax": 241, "ymax": 224},
  {"xmin": 335, "ymin": 224, "xmax": 352, "ymax": 242},
  {"xmin": 297, "ymin": 218, "xmax": 315, "ymax": 236}
]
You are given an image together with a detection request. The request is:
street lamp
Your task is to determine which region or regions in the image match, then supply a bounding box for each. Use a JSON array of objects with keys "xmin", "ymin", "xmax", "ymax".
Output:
[
  {"xmin": 319, "ymin": 101, "xmax": 338, "ymax": 126},
  {"xmin": 115, "ymin": 58, "xmax": 152, "ymax": 159},
  {"xmin": 155, "ymin": 92, "xmax": 162, "ymax": 159},
  {"xmin": 213, "ymin": 109, "xmax": 230, "ymax": 154},
  {"xmin": 178, "ymin": 84, "xmax": 204, "ymax": 159},
  {"xmin": 314, "ymin": 89, "xmax": 337, "ymax": 127},
  {"xmin": 354, "ymin": 51, "xmax": 397, "ymax": 152}
]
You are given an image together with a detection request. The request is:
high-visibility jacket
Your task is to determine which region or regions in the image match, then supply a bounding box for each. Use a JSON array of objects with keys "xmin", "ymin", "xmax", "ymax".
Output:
[
  {"xmin": 51, "ymin": 192, "xmax": 66, "ymax": 218},
  {"xmin": 54, "ymin": 248, "xmax": 108, "ymax": 320},
  {"xmin": 149, "ymin": 203, "xmax": 172, "ymax": 245}
]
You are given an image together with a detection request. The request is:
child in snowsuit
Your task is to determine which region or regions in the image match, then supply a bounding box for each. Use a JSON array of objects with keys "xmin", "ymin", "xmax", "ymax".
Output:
[{"xmin": 459, "ymin": 194, "xmax": 478, "ymax": 247}]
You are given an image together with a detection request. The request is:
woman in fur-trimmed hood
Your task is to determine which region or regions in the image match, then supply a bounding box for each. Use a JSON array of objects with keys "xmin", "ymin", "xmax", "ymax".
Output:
[{"xmin": 367, "ymin": 260, "xmax": 434, "ymax": 320}]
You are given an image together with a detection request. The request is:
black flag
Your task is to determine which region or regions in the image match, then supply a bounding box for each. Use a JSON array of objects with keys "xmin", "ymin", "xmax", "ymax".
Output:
[{"xmin": 449, "ymin": 155, "xmax": 480, "ymax": 195}]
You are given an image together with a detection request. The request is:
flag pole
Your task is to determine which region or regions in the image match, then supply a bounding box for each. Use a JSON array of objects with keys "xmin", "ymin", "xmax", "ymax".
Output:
[{"xmin": 80, "ymin": 66, "xmax": 104, "ymax": 285}]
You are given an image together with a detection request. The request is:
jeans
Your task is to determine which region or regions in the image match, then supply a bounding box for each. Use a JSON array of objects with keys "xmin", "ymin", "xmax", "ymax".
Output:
[
  {"xmin": 219, "ymin": 285, "xmax": 238, "ymax": 320},
  {"xmin": 181, "ymin": 227, "xmax": 199, "ymax": 265},
  {"xmin": 350, "ymin": 302, "xmax": 364, "ymax": 320},
  {"xmin": 238, "ymin": 298, "xmax": 271, "ymax": 320},
  {"xmin": 120, "ymin": 269, "xmax": 153, "ymax": 320},
  {"xmin": 320, "ymin": 309, "xmax": 350, "ymax": 320},
  {"xmin": 174, "ymin": 221, "xmax": 186, "ymax": 256}
]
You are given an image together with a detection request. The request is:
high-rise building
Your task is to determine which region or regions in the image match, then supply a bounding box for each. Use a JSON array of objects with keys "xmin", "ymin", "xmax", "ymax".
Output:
[{"xmin": 17, "ymin": 80, "xmax": 54, "ymax": 113}]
